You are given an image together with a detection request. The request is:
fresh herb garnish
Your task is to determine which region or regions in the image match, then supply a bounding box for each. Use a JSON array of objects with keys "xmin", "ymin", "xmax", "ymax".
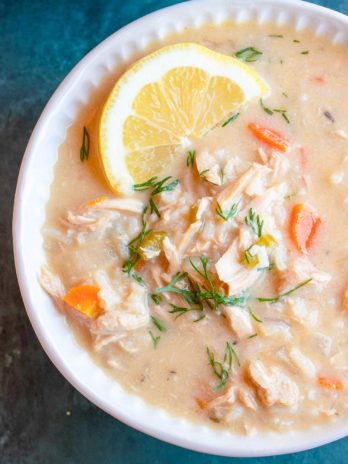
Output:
[
  {"xmin": 151, "ymin": 316, "xmax": 166, "ymax": 332},
  {"xmin": 122, "ymin": 207, "xmax": 150, "ymax": 275},
  {"xmin": 133, "ymin": 176, "xmax": 179, "ymax": 218},
  {"xmin": 207, "ymin": 342, "xmax": 239, "ymax": 390},
  {"xmin": 285, "ymin": 192, "xmax": 297, "ymax": 201},
  {"xmin": 293, "ymin": 39, "xmax": 300, "ymax": 43},
  {"xmin": 257, "ymin": 278, "xmax": 313, "ymax": 303},
  {"xmin": 301, "ymin": 50, "xmax": 309, "ymax": 55},
  {"xmin": 199, "ymin": 169, "xmax": 210, "ymax": 178},
  {"xmin": 155, "ymin": 256, "xmax": 246, "ymax": 313},
  {"xmin": 273, "ymin": 108, "xmax": 290, "ymax": 124},
  {"xmin": 216, "ymin": 202, "xmax": 238, "ymax": 221},
  {"xmin": 131, "ymin": 272, "xmax": 145, "ymax": 285},
  {"xmin": 221, "ymin": 111, "xmax": 240, "ymax": 127},
  {"xmin": 260, "ymin": 99, "xmax": 290, "ymax": 123},
  {"xmin": 247, "ymin": 333, "xmax": 258, "ymax": 339},
  {"xmin": 244, "ymin": 208, "xmax": 264, "ymax": 238},
  {"xmin": 80, "ymin": 126, "xmax": 90, "ymax": 162},
  {"xmin": 169, "ymin": 304, "xmax": 204, "ymax": 322},
  {"xmin": 282, "ymin": 92, "xmax": 288, "ymax": 98},
  {"xmin": 186, "ymin": 150, "xmax": 196, "ymax": 167},
  {"xmin": 260, "ymin": 98, "xmax": 273, "ymax": 115},
  {"xmin": 149, "ymin": 330, "xmax": 160, "ymax": 348},
  {"xmin": 248, "ymin": 307, "xmax": 263, "ymax": 323},
  {"xmin": 151, "ymin": 294, "xmax": 162, "ymax": 305},
  {"xmin": 219, "ymin": 169, "xmax": 225, "ymax": 185},
  {"xmin": 235, "ymin": 47, "xmax": 263, "ymax": 62}
]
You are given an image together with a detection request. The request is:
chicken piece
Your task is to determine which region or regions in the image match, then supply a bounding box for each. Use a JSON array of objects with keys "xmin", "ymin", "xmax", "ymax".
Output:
[
  {"xmin": 65, "ymin": 211, "xmax": 98, "ymax": 226},
  {"xmin": 95, "ymin": 270, "xmax": 122, "ymax": 312},
  {"xmin": 177, "ymin": 221, "xmax": 202, "ymax": 256},
  {"xmin": 279, "ymin": 257, "xmax": 331, "ymax": 293},
  {"xmin": 313, "ymin": 333, "xmax": 332, "ymax": 356},
  {"xmin": 195, "ymin": 149, "xmax": 223, "ymax": 185},
  {"xmin": 92, "ymin": 280, "xmax": 149, "ymax": 336},
  {"xmin": 162, "ymin": 236, "xmax": 181, "ymax": 275},
  {"xmin": 215, "ymin": 240, "xmax": 261, "ymax": 294},
  {"xmin": 287, "ymin": 298, "xmax": 318, "ymax": 328},
  {"xmin": 39, "ymin": 266, "xmax": 65, "ymax": 299},
  {"xmin": 259, "ymin": 319, "xmax": 292, "ymax": 341},
  {"xmin": 217, "ymin": 163, "xmax": 271, "ymax": 210},
  {"xmin": 288, "ymin": 347, "xmax": 316, "ymax": 379},
  {"xmin": 88, "ymin": 197, "xmax": 145, "ymax": 214},
  {"xmin": 224, "ymin": 307, "xmax": 254, "ymax": 339},
  {"xmin": 249, "ymin": 360, "xmax": 299, "ymax": 407},
  {"xmin": 207, "ymin": 385, "xmax": 237, "ymax": 419},
  {"xmin": 238, "ymin": 385, "xmax": 258, "ymax": 411},
  {"xmin": 343, "ymin": 286, "xmax": 348, "ymax": 311}
]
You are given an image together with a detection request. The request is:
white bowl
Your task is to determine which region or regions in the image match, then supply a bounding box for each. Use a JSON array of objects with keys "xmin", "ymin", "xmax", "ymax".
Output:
[{"xmin": 13, "ymin": 0, "xmax": 348, "ymax": 456}]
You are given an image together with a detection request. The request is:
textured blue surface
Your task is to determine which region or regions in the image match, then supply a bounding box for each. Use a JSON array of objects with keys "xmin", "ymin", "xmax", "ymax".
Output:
[{"xmin": 1, "ymin": 0, "xmax": 348, "ymax": 462}]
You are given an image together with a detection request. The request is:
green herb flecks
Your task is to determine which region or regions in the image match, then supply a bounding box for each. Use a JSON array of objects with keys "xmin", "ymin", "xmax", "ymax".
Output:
[
  {"xmin": 235, "ymin": 47, "xmax": 263, "ymax": 62},
  {"xmin": 207, "ymin": 342, "xmax": 240, "ymax": 390},
  {"xmin": 248, "ymin": 333, "xmax": 258, "ymax": 339},
  {"xmin": 301, "ymin": 50, "xmax": 309, "ymax": 55},
  {"xmin": 151, "ymin": 316, "xmax": 166, "ymax": 332},
  {"xmin": 155, "ymin": 256, "xmax": 246, "ymax": 314},
  {"xmin": 293, "ymin": 39, "xmax": 300, "ymax": 43},
  {"xmin": 282, "ymin": 92, "xmax": 288, "ymax": 98},
  {"xmin": 186, "ymin": 150, "xmax": 196, "ymax": 167},
  {"xmin": 248, "ymin": 307, "xmax": 263, "ymax": 323},
  {"xmin": 169, "ymin": 304, "xmax": 205, "ymax": 322},
  {"xmin": 269, "ymin": 34, "xmax": 284, "ymax": 38},
  {"xmin": 122, "ymin": 207, "xmax": 150, "ymax": 275},
  {"xmin": 216, "ymin": 202, "xmax": 238, "ymax": 222},
  {"xmin": 133, "ymin": 176, "xmax": 179, "ymax": 219},
  {"xmin": 244, "ymin": 208, "xmax": 264, "ymax": 238},
  {"xmin": 274, "ymin": 108, "xmax": 290, "ymax": 124},
  {"xmin": 257, "ymin": 278, "xmax": 313, "ymax": 303},
  {"xmin": 80, "ymin": 126, "xmax": 90, "ymax": 162},
  {"xmin": 221, "ymin": 111, "xmax": 240, "ymax": 127},
  {"xmin": 131, "ymin": 272, "xmax": 145, "ymax": 286},
  {"xmin": 199, "ymin": 169, "xmax": 210, "ymax": 178},
  {"xmin": 151, "ymin": 294, "xmax": 162, "ymax": 305},
  {"xmin": 219, "ymin": 169, "xmax": 225, "ymax": 185},
  {"xmin": 260, "ymin": 98, "xmax": 273, "ymax": 115},
  {"xmin": 149, "ymin": 330, "xmax": 160, "ymax": 348}
]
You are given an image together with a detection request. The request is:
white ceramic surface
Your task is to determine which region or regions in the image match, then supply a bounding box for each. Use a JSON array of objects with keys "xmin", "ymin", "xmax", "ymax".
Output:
[{"xmin": 13, "ymin": 0, "xmax": 348, "ymax": 456}]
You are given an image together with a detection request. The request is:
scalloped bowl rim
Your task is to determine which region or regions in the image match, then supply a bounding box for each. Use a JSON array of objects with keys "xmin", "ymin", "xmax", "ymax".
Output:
[{"xmin": 13, "ymin": 0, "xmax": 348, "ymax": 457}]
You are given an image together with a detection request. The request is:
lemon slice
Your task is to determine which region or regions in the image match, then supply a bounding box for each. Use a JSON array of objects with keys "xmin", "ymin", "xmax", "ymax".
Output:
[{"xmin": 99, "ymin": 43, "xmax": 269, "ymax": 192}]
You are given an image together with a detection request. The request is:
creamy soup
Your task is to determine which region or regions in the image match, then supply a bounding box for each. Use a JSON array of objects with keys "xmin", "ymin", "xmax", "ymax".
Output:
[{"xmin": 40, "ymin": 21, "xmax": 348, "ymax": 435}]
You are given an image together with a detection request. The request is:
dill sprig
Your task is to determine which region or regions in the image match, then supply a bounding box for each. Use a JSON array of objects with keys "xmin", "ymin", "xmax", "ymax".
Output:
[
  {"xmin": 216, "ymin": 202, "xmax": 238, "ymax": 221},
  {"xmin": 235, "ymin": 47, "xmax": 262, "ymax": 62},
  {"xmin": 151, "ymin": 294, "xmax": 162, "ymax": 305},
  {"xmin": 186, "ymin": 150, "xmax": 196, "ymax": 167},
  {"xmin": 122, "ymin": 207, "xmax": 150, "ymax": 275},
  {"xmin": 207, "ymin": 342, "xmax": 240, "ymax": 390},
  {"xmin": 133, "ymin": 176, "xmax": 179, "ymax": 218},
  {"xmin": 221, "ymin": 111, "xmax": 240, "ymax": 128},
  {"xmin": 274, "ymin": 108, "xmax": 290, "ymax": 124},
  {"xmin": 248, "ymin": 307, "xmax": 263, "ymax": 323},
  {"xmin": 149, "ymin": 330, "xmax": 160, "ymax": 348},
  {"xmin": 257, "ymin": 278, "xmax": 313, "ymax": 303},
  {"xmin": 169, "ymin": 304, "xmax": 205, "ymax": 322},
  {"xmin": 154, "ymin": 256, "xmax": 246, "ymax": 313},
  {"xmin": 80, "ymin": 126, "xmax": 90, "ymax": 161},
  {"xmin": 151, "ymin": 316, "xmax": 166, "ymax": 332},
  {"xmin": 244, "ymin": 208, "xmax": 264, "ymax": 238},
  {"xmin": 260, "ymin": 98, "xmax": 273, "ymax": 115}
]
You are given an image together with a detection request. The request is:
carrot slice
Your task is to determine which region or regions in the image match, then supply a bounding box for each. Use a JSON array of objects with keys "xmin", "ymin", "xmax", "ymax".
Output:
[
  {"xmin": 63, "ymin": 285, "xmax": 100, "ymax": 318},
  {"xmin": 289, "ymin": 204, "xmax": 321, "ymax": 254},
  {"xmin": 85, "ymin": 196, "xmax": 108, "ymax": 208},
  {"xmin": 248, "ymin": 122, "xmax": 289, "ymax": 152},
  {"xmin": 318, "ymin": 376, "xmax": 344, "ymax": 391}
]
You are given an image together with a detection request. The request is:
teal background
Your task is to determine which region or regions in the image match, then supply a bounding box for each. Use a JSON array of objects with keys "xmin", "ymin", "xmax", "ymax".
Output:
[{"xmin": 1, "ymin": 0, "xmax": 348, "ymax": 462}]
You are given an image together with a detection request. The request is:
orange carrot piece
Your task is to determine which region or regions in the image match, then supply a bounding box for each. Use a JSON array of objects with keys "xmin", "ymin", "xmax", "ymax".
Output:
[
  {"xmin": 85, "ymin": 196, "xmax": 108, "ymax": 208},
  {"xmin": 289, "ymin": 204, "xmax": 321, "ymax": 254},
  {"xmin": 248, "ymin": 122, "xmax": 289, "ymax": 153},
  {"xmin": 63, "ymin": 285, "xmax": 100, "ymax": 318},
  {"xmin": 318, "ymin": 376, "xmax": 344, "ymax": 391},
  {"xmin": 195, "ymin": 398, "xmax": 208, "ymax": 410}
]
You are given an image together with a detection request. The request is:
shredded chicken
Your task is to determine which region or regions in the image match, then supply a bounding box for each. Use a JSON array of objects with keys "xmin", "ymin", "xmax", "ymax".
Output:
[
  {"xmin": 279, "ymin": 257, "xmax": 331, "ymax": 293},
  {"xmin": 39, "ymin": 266, "xmax": 65, "ymax": 299},
  {"xmin": 224, "ymin": 307, "xmax": 254, "ymax": 339},
  {"xmin": 249, "ymin": 360, "xmax": 299, "ymax": 407}
]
